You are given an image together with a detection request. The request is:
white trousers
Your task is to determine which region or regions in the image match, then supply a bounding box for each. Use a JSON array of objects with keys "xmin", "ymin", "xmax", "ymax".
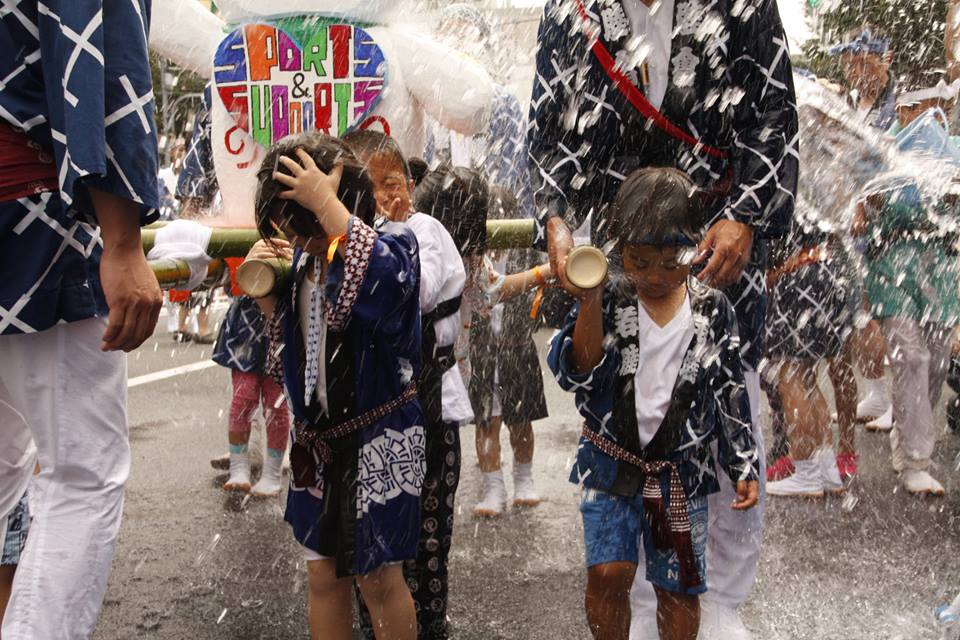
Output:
[
  {"xmin": 0, "ymin": 317, "xmax": 130, "ymax": 640},
  {"xmin": 629, "ymin": 371, "xmax": 765, "ymax": 632},
  {"xmin": 881, "ymin": 318, "xmax": 952, "ymax": 471}
]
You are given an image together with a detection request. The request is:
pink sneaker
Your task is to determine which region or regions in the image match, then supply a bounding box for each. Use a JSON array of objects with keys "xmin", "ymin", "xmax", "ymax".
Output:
[
  {"xmin": 835, "ymin": 453, "xmax": 858, "ymax": 481},
  {"xmin": 766, "ymin": 455, "xmax": 795, "ymax": 482}
]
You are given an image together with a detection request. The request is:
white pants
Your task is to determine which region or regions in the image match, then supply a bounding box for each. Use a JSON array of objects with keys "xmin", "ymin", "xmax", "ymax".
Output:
[
  {"xmin": 0, "ymin": 317, "xmax": 130, "ymax": 639},
  {"xmin": 629, "ymin": 371, "xmax": 765, "ymax": 631},
  {"xmin": 882, "ymin": 318, "xmax": 952, "ymax": 471}
]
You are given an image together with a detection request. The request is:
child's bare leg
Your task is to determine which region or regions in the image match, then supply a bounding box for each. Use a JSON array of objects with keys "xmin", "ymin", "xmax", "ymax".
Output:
[
  {"xmin": 250, "ymin": 375, "xmax": 289, "ymax": 497},
  {"xmin": 851, "ymin": 318, "xmax": 887, "ymax": 379},
  {"xmin": 356, "ymin": 563, "xmax": 416, "ymax": 640},
  {"xmin": 306, "ymin": 559, "xmax": 352, "ymax": 640},
  {"xmin": 771, "ymin": 360, "xmax": 842, "ymax": 495},
  {"xmin": 507, "ymin": 420, "xmax": 534, "ymax": 464},
  {"xmin": 177, "ymin": 304, "xmax": 189, "ymax": 333},
  {"xmin": 1, "ymin": 564, "xmax": 15, "ymax": 637},
  {"xmin": 474, "ymin": 417, "xmax": 508, "ymax": 516},
  {"xmin": 778, "ymin": 361, "xmax": 829, "ymax": 459},
  {"xmin": 196, "ymin": 304, "xmax": 211, "ymax": 337},
  {"xmin": 585, "ymin": 561, "xmax": 636, "ymax": 640},
  {"xmin": 475, "ymin": 416, "xmax": 502, "ymax": 472},
  {"xmin": 653, "ymin": 587, "xmax": 699, "ymax": 640},
  {"xmin": 829, "ymin": 347, "xmax": 858, "ymax": 455},
  {"xmin": 225, "ymin": 370, "xmax": 258, "ymax": 491}
]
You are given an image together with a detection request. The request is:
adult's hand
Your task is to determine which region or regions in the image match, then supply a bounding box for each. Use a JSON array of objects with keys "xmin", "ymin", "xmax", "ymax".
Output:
[
  {"xmin": 732, "ymin": 480, "xmax": 759, "ymax": 510},
  {"xmin": 546, "ymin": 216, "xmax": 592, "ymax": 299},
  {"xmin": 694, "ymin": 219, "xmax": 753, "ymax": 289},
  {"xmin": 99, "ymin": 247, "xmax": 164, "ymax": 352},
  {"xmin": 89, "ymin": 187, "xmax": 163, "ymax": 352}
]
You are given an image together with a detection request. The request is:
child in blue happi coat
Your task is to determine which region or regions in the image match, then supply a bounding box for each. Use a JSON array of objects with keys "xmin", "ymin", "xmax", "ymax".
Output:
[
  {"xmin": 246, "ymin": 133, "xmax": 422, "ymax": 640},
  {"xmin": 547, "ymin": 168, "xmax": 760, "ymax": 640},
  {"xmin": 344, "ymin": 130, "xmax": 471, "ymax": 640}
]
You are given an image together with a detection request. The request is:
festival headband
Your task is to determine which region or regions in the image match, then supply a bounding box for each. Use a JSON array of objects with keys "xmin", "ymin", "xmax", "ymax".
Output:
[
  {"xmin": 897, "ymin": 80, "xmax": 960, "ymax": 106},
  {"xmin": 631, "ymin": 233, "xmax": 699, "ymax": 247},
  {"xmin": 827, "ymin": 29, "xmax": 890, "ymax": 56}
]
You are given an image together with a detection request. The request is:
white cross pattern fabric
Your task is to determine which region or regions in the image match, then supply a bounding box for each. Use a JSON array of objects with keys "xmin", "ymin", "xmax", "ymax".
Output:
[
  {"xmin": 527, "ymin": 0, "xmax": 799, "ymax": 368},
  {"xmin": 0, "ymin": 1, "xmax": 159, "ymax": 335}
]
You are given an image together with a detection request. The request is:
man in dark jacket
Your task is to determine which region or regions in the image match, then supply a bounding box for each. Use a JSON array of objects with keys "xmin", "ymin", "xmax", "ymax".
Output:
[{"xmin": 527, "ymin": 1, "xmax": 798, "ymax": 637}]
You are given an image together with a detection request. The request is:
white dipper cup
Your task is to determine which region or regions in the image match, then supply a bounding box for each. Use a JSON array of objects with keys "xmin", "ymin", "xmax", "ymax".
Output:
[
  {"xmin": 565, "ymin": 245, "xmax": 608, "ymax": 290},
  {"xmin": 237, "ymin": 258, "xmax": 283, "ymax": 298}
]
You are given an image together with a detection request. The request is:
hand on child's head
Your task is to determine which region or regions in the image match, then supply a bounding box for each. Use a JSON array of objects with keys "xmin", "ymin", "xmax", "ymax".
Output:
[{"xmin": 272, "ymin": 149, "xmax": 344, "ymax": 216}]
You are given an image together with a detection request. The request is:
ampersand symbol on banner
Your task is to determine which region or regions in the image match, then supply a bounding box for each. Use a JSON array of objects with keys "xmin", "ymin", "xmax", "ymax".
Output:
[{"xmin": 291, "ymin": 72, "xmax": 310, "ymax": 99}]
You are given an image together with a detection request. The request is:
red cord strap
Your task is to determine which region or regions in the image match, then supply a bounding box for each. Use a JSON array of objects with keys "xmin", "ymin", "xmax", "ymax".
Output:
[{"xmin": 573, "ymin": 0, "xmax": 729, "ymax": 160}]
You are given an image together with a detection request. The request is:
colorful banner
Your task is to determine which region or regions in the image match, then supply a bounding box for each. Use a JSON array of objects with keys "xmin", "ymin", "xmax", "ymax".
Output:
[{"xmin": 212, "ymin": 23, "xmax": 387, "ymax": 149}]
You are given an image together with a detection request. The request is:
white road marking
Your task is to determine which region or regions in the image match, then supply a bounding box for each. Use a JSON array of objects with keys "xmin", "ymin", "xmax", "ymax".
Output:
[{"xmin": 128, "ymin": 360, "xmax": 217, "ymax": 388}]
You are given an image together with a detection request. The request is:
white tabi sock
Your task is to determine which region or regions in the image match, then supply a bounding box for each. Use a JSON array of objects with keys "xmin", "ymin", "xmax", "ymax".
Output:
[
  {"xmin": 512, "ymin": 462, "xmax": 540, "ymax": 505},
  {"xmin": 225, "ymin": 446, "xmax": 251, "ymax": 490},
  {"xmin": 474, "ymin": 469, "xmax": 507, "ymax": 516},
  {"xmin": 251, "ymin": 448, "xmax": 284, "ymax": 497},
  {"xmin": 862, "ymin": 376, "xmax": 888, "ymax": 401}
]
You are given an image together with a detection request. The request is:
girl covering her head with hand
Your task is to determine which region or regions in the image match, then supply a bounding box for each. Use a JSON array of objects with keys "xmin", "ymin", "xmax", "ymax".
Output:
[{"xmin": 247, "ymin": 133, "xmax": 423, "ymax": 640}]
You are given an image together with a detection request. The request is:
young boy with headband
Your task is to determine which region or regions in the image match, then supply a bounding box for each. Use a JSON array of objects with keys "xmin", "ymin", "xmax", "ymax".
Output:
[{"xmin": 547, "ymin": 167, "xmax": 760, "ymax": 640}]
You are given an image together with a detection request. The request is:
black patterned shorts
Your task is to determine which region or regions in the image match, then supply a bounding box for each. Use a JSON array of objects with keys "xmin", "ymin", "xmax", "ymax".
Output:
[{"xmin": 765, "ymin": 260, "xmax": 859, "ymax": 361}]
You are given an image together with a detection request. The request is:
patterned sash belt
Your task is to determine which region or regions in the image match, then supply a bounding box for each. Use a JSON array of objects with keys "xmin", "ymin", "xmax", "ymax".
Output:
[
  {"xmin": 581, "ymin": 426, "xmax": 702, "ymax": 589},
  {"xmin": 296, "ymin": 384, "xmax": 418, "ymax": 464}
]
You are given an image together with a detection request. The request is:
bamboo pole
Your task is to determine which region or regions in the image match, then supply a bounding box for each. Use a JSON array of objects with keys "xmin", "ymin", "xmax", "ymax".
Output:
[
  {"xmin": 142, "ymin": 227, "xmax": 264, "ymax": 258},
  {"xmin": 147, "ymin": 219, "xmax": 536, "ymax": 294},
  {"xmin": 142, "ymin": 219, "xmax": 535, "ymax": 257},
  {"xmin": 150, "ymin": 258, "xmax": 226, "ymax": 289},
  {"xmin": 485, "ymin": 219, "xmax": 535, "ymax": 250}
]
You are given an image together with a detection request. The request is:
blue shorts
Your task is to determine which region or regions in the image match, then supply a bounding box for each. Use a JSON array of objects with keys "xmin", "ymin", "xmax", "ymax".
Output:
[
  {"xmin": 2, "ymin": 493, "xmax": 31, "ymax": 566},
  {"xmin": 580, "ymin": 487, "xmax": 708, "ymax": 596}
]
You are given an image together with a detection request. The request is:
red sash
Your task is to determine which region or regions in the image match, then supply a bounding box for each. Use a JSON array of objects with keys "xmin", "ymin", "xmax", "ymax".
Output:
[
  {"xmin": 573, "ymin": 0, "xmax": 729, "ymax": 160},
  {"xmin": 0, "ymin": 122, "xmax": 58, "ymax": 201}
]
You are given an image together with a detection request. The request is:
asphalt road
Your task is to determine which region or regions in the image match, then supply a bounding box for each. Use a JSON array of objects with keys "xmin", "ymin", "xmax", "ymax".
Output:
[{"xmin": 91, "ymin": 305, "xmax": 960, "ymax": 640}]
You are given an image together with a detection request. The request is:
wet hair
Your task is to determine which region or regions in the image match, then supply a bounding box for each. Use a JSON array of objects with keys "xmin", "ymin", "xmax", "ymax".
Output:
[
  {"xmin": 413, "ymin": 165, "xmax": 489, "ymax": 256},
  {"xmin": 254, "ymin": 133, "xmax": 376, "ymax": 241},
  {"xmin": 607, "ymin": 167, "xmax": 702, "ymax": 250},
  {"xmin": 409, "ymin": 157, "xmax": 428, "ymax": 187},
  {"xmin": 341, "ymin": 129, "xmax": 411, "ymax": 179},
  {"xmin": 487, "ymin": 185, "xmax": 517, "ymax": 221}
]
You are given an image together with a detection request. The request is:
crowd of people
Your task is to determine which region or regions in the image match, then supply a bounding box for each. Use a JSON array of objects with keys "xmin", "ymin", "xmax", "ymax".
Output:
[{"xmin": 2, "ymin": 1, "xmax": 960, "ymax": 639}]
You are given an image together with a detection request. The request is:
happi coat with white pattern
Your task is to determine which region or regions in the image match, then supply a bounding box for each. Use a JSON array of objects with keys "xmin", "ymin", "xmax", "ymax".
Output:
[
  {"xmin": 547, "ymin": 278, "xmax": 759, "ymax": 499},
  {"xmin": 267, "ymin": 218, "xmax": 426, "ymax": 577},
  {"xmin": 529, "ymin": 0, "xmax": 798, "ymax": 367},
  {"xmin": 0, "ymin": 0, "xmax": 159, "ymax": 335}
]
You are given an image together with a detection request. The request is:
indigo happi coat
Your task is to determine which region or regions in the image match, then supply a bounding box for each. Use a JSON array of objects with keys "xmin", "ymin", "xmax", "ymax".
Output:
[
  {"xmin": 528, "ymin": 0, "xmax": 798, "ymax": 367},
  {"xmin": 0, "ymin": 0, "xmax": 159, "ymax": 334},
  {"xmin": 268, "ymin": 218, "xmax": 426, "ymax": 576},
  {"xmin": 547, "ymin": 278, "xmax": 759, "ymax": 499}
]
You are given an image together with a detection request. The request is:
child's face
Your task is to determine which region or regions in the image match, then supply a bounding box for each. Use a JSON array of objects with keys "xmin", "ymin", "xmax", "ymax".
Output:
[
  {"xmin": 366, "ymin": 153, "xmax": 414, "ymax": 222},
  {"xmin": 268, "ymin": 204, "xmax": 329, "ymax": 258},
  {"xmin": 621, "ymin": 244, "xmax": 692, "ymax": 299},
  {"xmin": 840, "ymin": 51, "xmax": 890, "ymax": 96}
]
